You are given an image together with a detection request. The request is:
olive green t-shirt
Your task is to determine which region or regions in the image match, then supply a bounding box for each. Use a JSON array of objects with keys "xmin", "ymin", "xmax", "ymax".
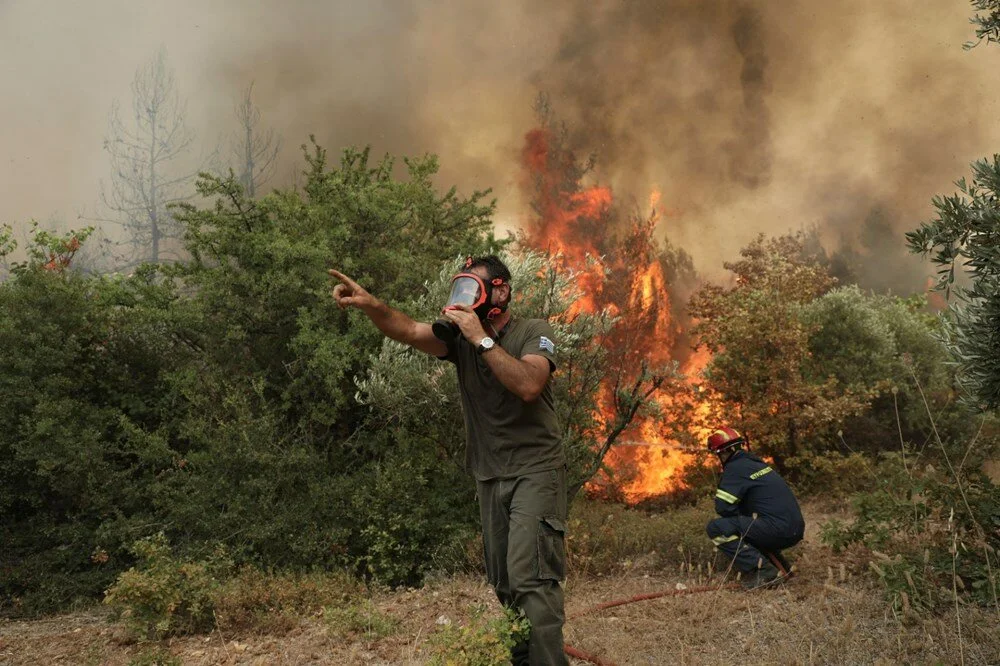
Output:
[{"xmin": 441, "ymin": 317, "xmax": 564, "ymax": 481}]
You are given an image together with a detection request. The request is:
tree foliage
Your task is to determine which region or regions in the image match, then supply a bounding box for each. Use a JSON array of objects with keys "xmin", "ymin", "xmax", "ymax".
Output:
[
  {"xmin": 690, "ymin": 233, "xmax": 869, "ymax": 466},
  {"xmin": 0, "ymin": 228, "xmax": 184, "ymax": 614},
  {"xmin": 965, "ymin": 0, "xmax": 1000, "ymax": 49},
  {"xmin": 908, "ymin": 3, "xmax": 1000, "ymax": 410},
  {"xmin": 1, "ymin": 142, "xmax": 501, "ymax": 614},
  {"xmin": 907, "ymin": 156, "xmax": 1000, "ymax": 410},
  {"xmin": 690, "ymin": 233, "xmax": 988, "ymax": 473},
  {"xmin": 800, "ymin": 287, "xmax": 994, "ymax": 466}
]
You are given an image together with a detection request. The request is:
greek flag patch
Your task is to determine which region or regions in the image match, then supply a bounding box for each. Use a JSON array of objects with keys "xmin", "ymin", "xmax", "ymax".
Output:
[{"xmin": 539, "ymin": 336, "xmax": 555, "ymax": 354}]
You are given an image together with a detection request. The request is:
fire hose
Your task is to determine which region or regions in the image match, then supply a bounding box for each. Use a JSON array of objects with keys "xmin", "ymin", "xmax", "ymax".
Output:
[
  {"xmin": 564, "ymin": 552, "xmax": 790, "ymax": 665},
  {"xmin": 561, "ymin": 582, "xmax": 741, "ymax": 665}
]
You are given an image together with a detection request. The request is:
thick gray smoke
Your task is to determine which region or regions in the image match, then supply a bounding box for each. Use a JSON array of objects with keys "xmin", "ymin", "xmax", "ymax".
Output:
[
  {"xmin": 1, "ymin": 0, "xmax": 998, "ymax": 286},
  {"xmin": 533, "ymin": 2, "xmax": 775, "ymax": 199}
]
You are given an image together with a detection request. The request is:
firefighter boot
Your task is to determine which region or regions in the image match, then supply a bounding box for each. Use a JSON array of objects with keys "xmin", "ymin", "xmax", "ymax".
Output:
[{"xmin": 742, "ymin": 561, "xmax": 784, "ymax": 590}]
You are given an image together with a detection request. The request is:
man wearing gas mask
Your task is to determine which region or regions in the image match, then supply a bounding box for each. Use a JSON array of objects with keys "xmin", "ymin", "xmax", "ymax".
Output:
[{"xmin": 329, "ymin": 255, "xmax": 567, "ymax": 666}]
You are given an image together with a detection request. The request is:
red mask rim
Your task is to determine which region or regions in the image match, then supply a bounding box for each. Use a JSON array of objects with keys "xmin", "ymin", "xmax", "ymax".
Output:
[
  {"xmin": 446, "ymin": 273, "xmax": 489, "ymax": 311},
  {"xmin": 445, "ymin": 272, "xmax": 509, "ymax": 318}
]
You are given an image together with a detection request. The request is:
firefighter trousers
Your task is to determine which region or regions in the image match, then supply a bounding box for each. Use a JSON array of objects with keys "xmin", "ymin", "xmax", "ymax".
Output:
[
  {"xmin": 478, "ymin": 467, "xmax": 569, "ymax": 666},
  {"xmin": 706, "ymin": 515, "xmax": 803, "ymax": 574}
]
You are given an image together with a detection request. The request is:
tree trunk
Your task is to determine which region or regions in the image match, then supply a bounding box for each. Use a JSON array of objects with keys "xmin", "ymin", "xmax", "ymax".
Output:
[{"xmin": 149, "ymin": 110, "xmax": 159, "ymax": 263}]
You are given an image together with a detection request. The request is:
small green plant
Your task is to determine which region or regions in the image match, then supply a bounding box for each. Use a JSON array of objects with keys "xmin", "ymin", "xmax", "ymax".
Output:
[
  {"xmin": 324, "ymin": 598, "xmax": 399, "ymax": 640},
  {"xmin": 866, "ymin": 551, "xmax": 938, "ymax": 617},
  {"xmin": 104, "ymin": 533, "xmax": 228, "ymax": 641},
  {"xmin": 817, "ymin": 518, "xmax": 856, "ymax": 554},
  {"xmin": 427, "ymin": 604, "xmax": 531, "ymax": 666},
  {"xmin": 80, "ymin": 641, "xmax": 106, "ymax": 666},
  {"xmin": 127, "ymin": 646, "xmax": 182, "ymax": 666}
]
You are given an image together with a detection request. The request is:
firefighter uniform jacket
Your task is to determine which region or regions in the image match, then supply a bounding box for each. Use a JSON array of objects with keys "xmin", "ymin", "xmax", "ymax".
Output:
[{"xmin": 715, "ymin": 450, "xmax": 805, "ymax": 537}]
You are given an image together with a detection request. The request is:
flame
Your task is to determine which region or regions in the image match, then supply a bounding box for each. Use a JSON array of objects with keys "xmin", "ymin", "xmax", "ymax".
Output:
[
  {"xmin": 520, "ymin": 125, "xmax": 715, "ymax": 502},
  {"xmin": 610, "ymin": 349, "xmax": 716, "ymax": 502},
  {"xmin": 649, "ymin": 187, "xmax": 662, "ymax": 211},
  {"xmin": 522, "ymin": 128, "xmax": 611, "ymax": 264},
  {"xmin": 627, "ymin": 261, "xmax": 672, "ymax": 366}
]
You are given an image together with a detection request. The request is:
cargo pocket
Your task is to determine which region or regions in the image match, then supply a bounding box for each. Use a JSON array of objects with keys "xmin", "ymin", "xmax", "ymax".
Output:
[{"xmin": 537, "ymin": 516, "xmax": 566, "ymax": 581}]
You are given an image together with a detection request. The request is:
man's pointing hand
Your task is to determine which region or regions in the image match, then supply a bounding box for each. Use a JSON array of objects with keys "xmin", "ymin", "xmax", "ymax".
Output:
[{"xmin": 329, "ymin": 269, "xmax": 375, "ymax": 310}]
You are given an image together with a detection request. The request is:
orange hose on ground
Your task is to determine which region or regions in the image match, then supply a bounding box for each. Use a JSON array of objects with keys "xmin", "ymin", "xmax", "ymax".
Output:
[
  {"xmin": 563, "ymin": 581, "xmax": 741, "ymax": 664},
  {"xmin": 569, "ymin": 582, "xmax": 741, "ymax": 620},
  {"xmin": 565, "ymin": 643, "xmax": 618, "ymax": 666},
  {"xmin": 563, "ymin": 550, "xmax": 794, "ymax": 662}
]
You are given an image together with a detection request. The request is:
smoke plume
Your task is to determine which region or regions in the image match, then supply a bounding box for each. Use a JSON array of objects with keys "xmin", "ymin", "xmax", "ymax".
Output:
[{"xmin": 1, "ymin": 0, "xmax": 998, "ymax": 285}]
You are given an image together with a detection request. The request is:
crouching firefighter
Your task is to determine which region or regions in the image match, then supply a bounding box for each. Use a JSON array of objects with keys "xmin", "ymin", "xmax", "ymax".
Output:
[{"xmin": 705, "ymin": 427, "xmax": 805, "ymax": 589}]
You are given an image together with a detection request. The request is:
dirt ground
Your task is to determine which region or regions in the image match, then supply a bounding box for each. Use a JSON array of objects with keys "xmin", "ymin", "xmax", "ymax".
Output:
[{"xmin": 2, "ymin": 519, "xmax": 999, "ymax": 665}]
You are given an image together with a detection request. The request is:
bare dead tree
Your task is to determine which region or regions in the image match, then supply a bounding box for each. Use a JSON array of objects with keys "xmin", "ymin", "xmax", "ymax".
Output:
[
  {"xmin": 231, "ymin": 82, "xmax": 280, "ymax": 198},
  {"xmin": 100, "ymin": 48, "xmax": 197, "ymax": 265}
]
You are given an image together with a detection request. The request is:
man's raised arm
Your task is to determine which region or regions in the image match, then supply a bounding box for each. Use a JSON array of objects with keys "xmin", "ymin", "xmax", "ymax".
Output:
[{"xmin": 329, "ymin": 268, "xmax": 448, "ymax": 357}]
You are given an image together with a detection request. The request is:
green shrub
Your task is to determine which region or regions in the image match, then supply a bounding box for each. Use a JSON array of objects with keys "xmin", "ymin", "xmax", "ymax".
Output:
[
  {"xmin": 213, "ymin": 566, "xmax": 361, "ymax": 635},
  {"xmin": 0, "ymin": 243, "xmax": 185, "ymax": 616},
  {"xmin": 104, "ymin": 534, "xmax": 228, "ymax": 641},
  {"xmin": 821, "ymin": 459, "xmax": 1000, "ymax": 613},
  {"xmin": 2, "ymin": 145, "xmax": 500, "ymax": 616},
  {"xmin": 427, "ymin": 605, "xmax": 530, "ymax": 666},
  {"xmin": 343, "ymin": 437, "xmax": 478, "ymax": 586},
  {"xmin": 785, "ymin": 451, "xmax": 877, "ymax": 498}
]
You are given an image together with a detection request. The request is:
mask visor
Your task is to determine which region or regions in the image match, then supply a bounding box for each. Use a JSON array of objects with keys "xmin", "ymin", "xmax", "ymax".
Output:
[{"xmin": 444, "ymin": 274, "xmax": 487, "ymax": 310}]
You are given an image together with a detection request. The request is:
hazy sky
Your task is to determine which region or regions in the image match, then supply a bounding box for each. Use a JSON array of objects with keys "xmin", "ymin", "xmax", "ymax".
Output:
[{"xmin": 2, "ymin": 0, "xmax": 998, "ymax": 276}]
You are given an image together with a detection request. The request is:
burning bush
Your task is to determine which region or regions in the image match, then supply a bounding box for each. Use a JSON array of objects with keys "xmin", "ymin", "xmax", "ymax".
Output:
[{"xmin": 518, "ymin": 99, "xmax": 709, "ymax": 503}]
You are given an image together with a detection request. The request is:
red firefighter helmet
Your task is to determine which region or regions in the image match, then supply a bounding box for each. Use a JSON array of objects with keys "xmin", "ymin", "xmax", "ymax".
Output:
[{"xmin": 707, "ymin": 426, "xmax": 745, "ymax": 453}]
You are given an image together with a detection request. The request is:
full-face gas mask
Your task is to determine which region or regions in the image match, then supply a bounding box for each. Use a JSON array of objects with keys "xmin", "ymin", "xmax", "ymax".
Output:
[{"xmin": 431, "ymin": 267, "xmax": 509, "ymax": 343}]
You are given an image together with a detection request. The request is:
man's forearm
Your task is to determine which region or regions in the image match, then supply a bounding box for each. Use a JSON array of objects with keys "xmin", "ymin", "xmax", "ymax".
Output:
[
  {"xmin": 361, "ymin": 299, "xmax": 420, "ymax": 344},
  {"xmin": 482, "ymin": 347, "xmax": 545, "ymax": 402}
]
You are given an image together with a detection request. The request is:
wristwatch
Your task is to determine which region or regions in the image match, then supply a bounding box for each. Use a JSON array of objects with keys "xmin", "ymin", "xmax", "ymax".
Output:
[{"xmin": 477, "ymin": 337, "xmax": 496, "ymax": 355}]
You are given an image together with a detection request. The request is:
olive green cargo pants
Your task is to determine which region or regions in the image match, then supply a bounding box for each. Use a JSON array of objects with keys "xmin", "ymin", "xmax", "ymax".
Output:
[{"xmin": 477, "ymin": 466, "xmax": 568, "ymax": 666}]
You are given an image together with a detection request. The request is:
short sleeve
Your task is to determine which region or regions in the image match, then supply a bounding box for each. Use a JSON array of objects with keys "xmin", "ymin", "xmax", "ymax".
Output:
[
  {"xmin": 519, "ymin": 320, "xmax": 557, "ymax": 372},
  {"xmin": 437, "ymin": 337, "xmax": 459, "ymax": 364}
]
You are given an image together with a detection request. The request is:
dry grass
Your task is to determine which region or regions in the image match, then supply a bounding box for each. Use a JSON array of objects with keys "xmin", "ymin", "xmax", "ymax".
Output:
[{"xmin": 2, "ymin": 505, "xmax": 999, "ymax": 665}]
